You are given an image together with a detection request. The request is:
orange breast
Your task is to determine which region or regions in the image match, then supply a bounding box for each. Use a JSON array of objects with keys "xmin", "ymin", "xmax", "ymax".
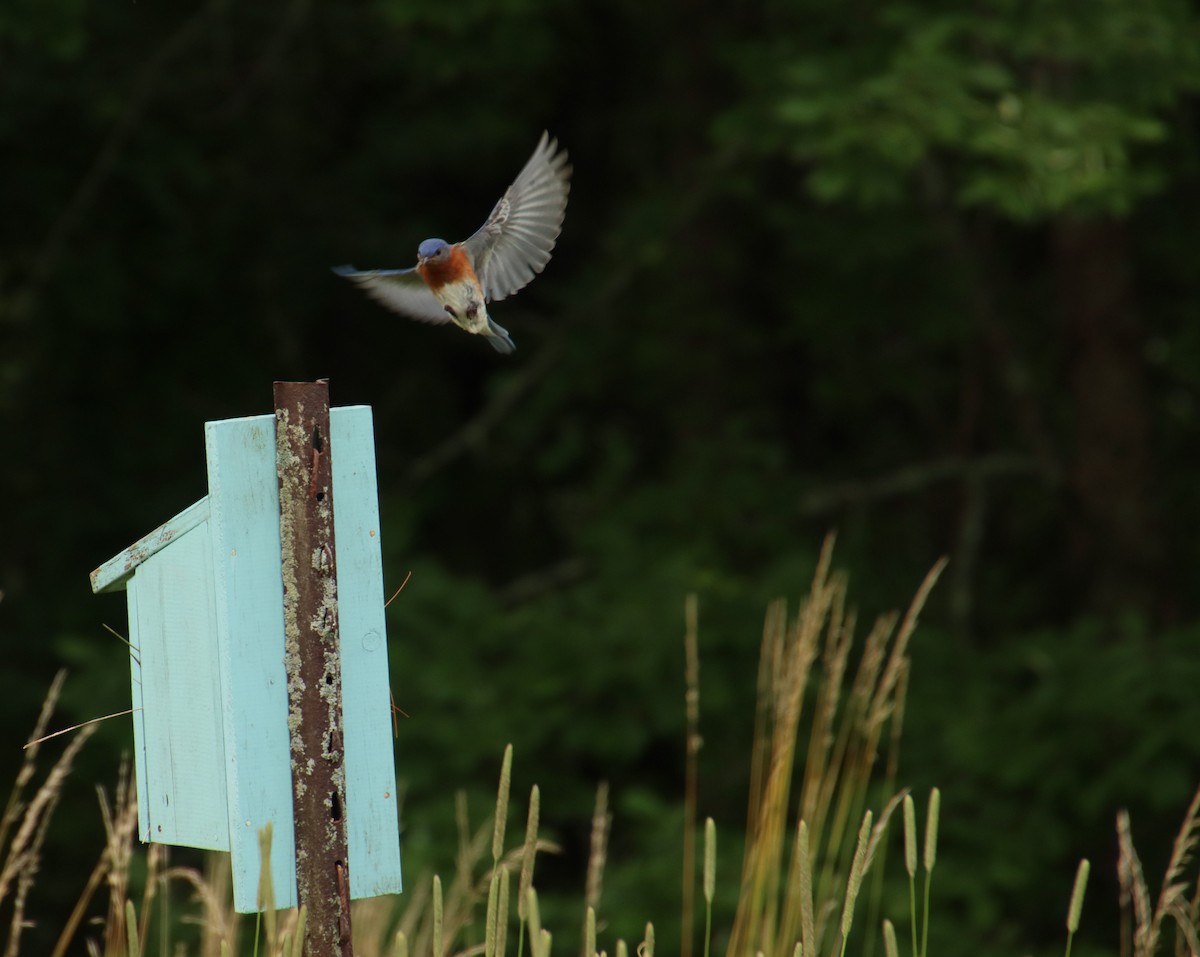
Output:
[{"xmin": 417, "ymin": 245, "xmax": 474, "ymax": 292}]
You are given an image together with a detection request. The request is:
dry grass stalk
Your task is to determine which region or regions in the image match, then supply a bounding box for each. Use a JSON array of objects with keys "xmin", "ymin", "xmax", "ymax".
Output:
[
  {"xmin": 796, "ymin": 820, "xmax": 815, "ymax": 957},
  {"xmin": 744, "ymin": 601, "xmax": 783, "ymax": 853},
  {"xmin": 1067, "ymin": 860, "xmax": 1090, "ymax": 935},
  {"xmin": 390, "ymin": 866, "xmax": 432, "ymax": 948},
  {"xmin": 494, "ymin": 746, "xmax": 514, "ymax": 867},
  {"xmin": 1119, "ymin": 809, "xmax": 1154, "ymax": 957},
  {"xmin": 881, "ymin": 920, "xmax": 898, "ymax": 957},
  {"xmin": 363, "ymin": 835, "xmax": 560, "ymax": 957},
  {"xmin": 123, "ymin": 898, "xmax": 138, "ymax": 956},
  {"xmin": 97, "ymin": 764, "xmax": 140, "ymax": 956},
  {"xmin": 902, "ymin": 797, "xmax": 916, "ymax": 880},
  {"xmin": 4, "ymin": 788, "xmax": 57, "ymax": 957},
  {"xmin": 704, "ymin": 818, "xmax": 717, "ymax": 906},
  {"xmin": 1118, "ymin": 810, "xmax": 1138, "ymax": 957},
  {"xmin": 726, "ymin": 541, "xmax": 942, "ymax": 957},
  {"xmin": 823, "ymin": 559, "xmax": 944, "ymax": 923},
  {"xmin": 1166, "ymin": 897, "xmax": 1200, "ymax": 957},
  {"xmin": 168, "ymin": 853, "xmax": 240, "ymax": 957},
  {"xmin": 1188, "ymin": 882, "xmax": 1200, "ymax": 957},
  {"xmin": 840, "ymin": 810, "xmax": 873, "ymax": 944},
  {"xmin": 526, "ymin": 889, "xmax": 544, "ymax": 957},
  {"xmin": 884, "ymin": 662, "xmax": 909, "ymax": 786},
  {"xmin": 805, "ymin": 597, "xmax": 858, "ymax": 888},
  {"xmin": 902, "ymin": 796, "xmax": 918, "ymax": 957},
  {"xmin": 434, "ymin": 874, "xmax": 445, "ymax": 957},
  {"xmin": 0, "ymin": 671, "xmax": 67, "ymax": 856},
  {"xmin": 922, "ymin": 789, "xmax": 940, "ymax": 874},
  {"xmin": 486, "ymin": 870, "xmax": 502, "ymax": 957},
  {"xmin": 440, "ymin": 804, "xmax": 491, "ymax": 955},
  {"xmin": 354, "ymin": 891, "xmax": 403, "ymax": 954},
  {"xmin": 583, "ymin": 782, "xmax": 611, "ymax": 954},
  {"xmin": 136, "ymin": 840, "xmax": 164, "ymax": 950},
  {"xmin": 703, "ymin": 818, "xmax": 717, "ymax": 957},
  {"xmin": 352, "ymin": 776, "xmax": 557, "ymax": 957},
  {"xmin": 2, "ymin": 673, "xmax": 99, "ymax": 957},
  {"xmin": 864, "ymin": 791, "xmax": 906, "ymax": 876},
  {"xmin": 639, "ymin": 922, "xmax": 655, "ymax": 957},
  {"xmin": 256, "ymin": 822, "xmax": 278, "ymax": 953},
  {"xmin": 809, "ymin": 608, "xmax": 882, "ymax": 913},
  {"xmin": 1151, "ymin": 784, "xmax": 1200, "ymax": 955},
  {"xmin": 736, "ymin": 575, "xmax": 826, "ymax": 954},
  {"xmin": 2, "ymin": 676, "xmax": 86, "ymax": 895},
  {"xmin": 495, "ymin": 864, "xmax": 511, "ymax": 957},
  {"xmin": 1117, "ymin": 787, "xmax": 1200, "ymax": 957},
  {"xmin": 585, "ymin": 782, "xmax": 610, "ymax": 918},
  {"xmin": 519, "ymin": 785, "xmax": 541, "ymax": 924}
]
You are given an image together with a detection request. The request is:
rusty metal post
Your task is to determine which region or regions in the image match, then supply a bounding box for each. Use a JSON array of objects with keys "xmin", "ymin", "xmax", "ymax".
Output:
[{"xmin": 274, "ymin": 380, "xmax": 353, "ymax": 957}]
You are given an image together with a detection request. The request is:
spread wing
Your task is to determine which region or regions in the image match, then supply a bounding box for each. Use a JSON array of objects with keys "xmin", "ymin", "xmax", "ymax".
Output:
[
  {"xmin": 332, "ymin": 265, "xmax": 449, "ymax": 324},
  {"xmin": 462, "ymin": 131, "xmax": 571, "ymax": 302}
]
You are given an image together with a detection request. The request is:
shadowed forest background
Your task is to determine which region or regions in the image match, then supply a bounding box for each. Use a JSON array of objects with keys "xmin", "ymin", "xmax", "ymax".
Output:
[{"xmin": 3, "ymin": 0, "xmax": 1200, "ymax": 955}]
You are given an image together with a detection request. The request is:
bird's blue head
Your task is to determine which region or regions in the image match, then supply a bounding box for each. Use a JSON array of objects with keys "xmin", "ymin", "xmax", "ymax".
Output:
[{"xmin": 417, "ymin": 238, "xmax": 450, "ymax": 263}]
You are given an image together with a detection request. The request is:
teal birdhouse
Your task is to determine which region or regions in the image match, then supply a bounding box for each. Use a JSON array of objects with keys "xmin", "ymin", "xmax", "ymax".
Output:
[{"xmin": 90, "ymin": 406, "xmax": 402, "ymax": 913}]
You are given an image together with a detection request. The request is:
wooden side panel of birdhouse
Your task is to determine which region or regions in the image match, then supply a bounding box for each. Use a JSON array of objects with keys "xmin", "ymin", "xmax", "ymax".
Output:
[
  {"xmin": 205, "ymin": 406, "xmax": 401, "ymax": 913},
  {"xmin": 328, "ymin": 406, "xmax": 403, "ymax": 900},
  {"xmin": 125, "ymin": 584, "xmax": 150, "ymax": 842},
  {"xmin": 205, "ymin": 412, "xmax": 296, "ymax": 913},
  {"xmin": 130, "ymin": 523, "xmax": 230, "ymax": 851}
]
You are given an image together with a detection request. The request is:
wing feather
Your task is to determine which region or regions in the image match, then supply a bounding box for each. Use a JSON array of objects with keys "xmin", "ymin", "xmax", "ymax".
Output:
[
  {"xmin": 332, "ymin": 265, "xmax": 450, "ymax": 325},
  {"xmin": 463, "ymin": 132, "xmax": 571, "ymax": 302}
]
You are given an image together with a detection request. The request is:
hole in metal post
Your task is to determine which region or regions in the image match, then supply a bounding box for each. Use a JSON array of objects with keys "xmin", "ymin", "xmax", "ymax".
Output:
[
  {"xmin": 331, "ymin": 791, "xmax": 342, "ymax": 822},
  {"xmin": 311, "ymin": 426, "xmax": 324, "ymax": 452}
]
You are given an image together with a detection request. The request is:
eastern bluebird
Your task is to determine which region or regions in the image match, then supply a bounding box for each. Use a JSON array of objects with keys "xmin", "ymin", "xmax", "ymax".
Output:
[{"xmin": 334, "ymin": 132, "xmax": 571, "ymax": 354}]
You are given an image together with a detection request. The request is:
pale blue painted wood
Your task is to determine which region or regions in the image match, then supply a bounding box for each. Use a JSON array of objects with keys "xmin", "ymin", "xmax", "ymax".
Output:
[
  {"xmin": 93, "ymin": 405, "xmax": 402, "ymax": 914},
  {"xmin": 126, "ymin": 584, "xmax": 151, "ymax": 843},
  {"xmin": 92, "ymin": 498, "xmax": 210, "ymax": 594},
  {"xmin": 205, "ymin": 412, "xmax": 297, "ymax": 913},
  {"xmin": 95, "ymin": 498, "xmax": 215, "ymax": 844},
  {"xmin": 133, "ymin": 523, "xmax": 229, "ymax": 851},
  {"xmin": 329, "ymin": 406, "xmax": 403, "ymax": 898}
]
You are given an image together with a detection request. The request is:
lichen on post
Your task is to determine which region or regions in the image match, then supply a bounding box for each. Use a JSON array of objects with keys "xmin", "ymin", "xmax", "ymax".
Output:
[{"xmin": 274, "ymin": 379, "xmax": 353, "ymax": 957}]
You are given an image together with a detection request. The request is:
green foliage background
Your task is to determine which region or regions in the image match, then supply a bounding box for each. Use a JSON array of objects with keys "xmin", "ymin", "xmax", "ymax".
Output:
[{"xmin": 2, "ymin": 0, "xmax": 1200, "ymax": 954}]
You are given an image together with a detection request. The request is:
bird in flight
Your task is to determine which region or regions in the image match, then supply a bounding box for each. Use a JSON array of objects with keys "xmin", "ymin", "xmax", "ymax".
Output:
[{"xmin": 334, "ymin": 132, "xmax": 571, "ymax": 354}]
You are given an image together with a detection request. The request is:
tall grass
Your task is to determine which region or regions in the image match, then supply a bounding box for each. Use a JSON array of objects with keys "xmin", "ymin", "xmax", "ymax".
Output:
[
  {"xmin": 0, "ymin": 670, "xmax": 95, "ymax": 956},
  {"xmin": 725, "ymin": 537, "xmax": 945, "ymax": 957},
  {"xmin": 9, "ymin": 550, "xmax": 1200, "ymax": 957},
  {"xmin": 1117, "ymin": 785, "xmax": 1200, "ymax": 957}
]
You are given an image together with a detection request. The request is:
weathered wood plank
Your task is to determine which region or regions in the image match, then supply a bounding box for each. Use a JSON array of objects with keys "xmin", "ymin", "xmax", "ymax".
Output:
[
  {"xmin": 133, "ymin": 523, "xmax": 229, "ymax": 850},
  {"xmin": 91, "ymin": 498, "xmax": 210, "ymax": 594},
  {"xmin": 206, "ymin": 412, "xmax": 296, "ymax": 912},
  {"xmin": 331, "ymin": 406, "xmax": 403, "ymax": 899}
]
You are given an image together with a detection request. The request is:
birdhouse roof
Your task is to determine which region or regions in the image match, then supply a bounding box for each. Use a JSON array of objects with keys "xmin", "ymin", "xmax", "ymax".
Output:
[{"xmin": 90, "ymin": 497, "xmax": 210, "ymax": 594}]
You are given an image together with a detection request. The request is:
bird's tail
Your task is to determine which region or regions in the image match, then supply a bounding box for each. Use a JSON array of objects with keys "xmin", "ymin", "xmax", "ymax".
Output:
[{"xmin": 486, "ymin": 319, "xmax": 516, "ymax": 355}]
